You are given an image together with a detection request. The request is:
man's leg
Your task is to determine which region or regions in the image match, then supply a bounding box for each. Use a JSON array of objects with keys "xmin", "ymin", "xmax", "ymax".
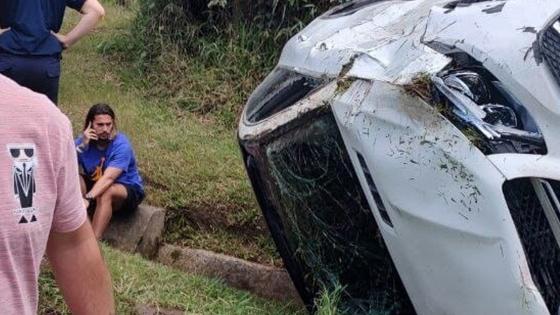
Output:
[{"xmin": 91, "ymin": 183, "xmax": 127, "ymax": 240}]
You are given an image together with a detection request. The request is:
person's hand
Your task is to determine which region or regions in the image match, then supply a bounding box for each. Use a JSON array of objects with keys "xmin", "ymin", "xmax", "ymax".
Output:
[
  {"xmin": 51, "ymin": 31, "xmax": 69, "ymax": 49},
  {"xmin": 0, "ymin": 27, "xmax": 10, "ymax": 35},
  {"xmin": 83, "ymin": 122, "xmax": 98, "ymax": 145}
]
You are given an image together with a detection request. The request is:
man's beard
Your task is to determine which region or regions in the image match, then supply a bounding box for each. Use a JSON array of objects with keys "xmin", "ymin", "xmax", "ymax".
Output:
[{"xmin": 91, "ymin": 137, "xmax": 111, "ymax": 147}]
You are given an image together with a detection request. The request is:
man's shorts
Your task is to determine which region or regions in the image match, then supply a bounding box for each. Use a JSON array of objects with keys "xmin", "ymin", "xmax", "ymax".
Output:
[
  {"xmin": 120, "ymin": 184, "xmax": 145, "ymax": 216},
  {"xmin": 82, "ymin": 175, "xmax": 145, "ymax": 216}
]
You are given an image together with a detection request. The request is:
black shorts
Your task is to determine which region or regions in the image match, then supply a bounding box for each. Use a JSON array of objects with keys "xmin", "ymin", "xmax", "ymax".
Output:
[
  {"xmin": 82, "ymin": 175, "xmax": 144, "ymax": 216},
  {"xmin": 120, "ymin": 184, "xmax": 145, "ymax": 216}
]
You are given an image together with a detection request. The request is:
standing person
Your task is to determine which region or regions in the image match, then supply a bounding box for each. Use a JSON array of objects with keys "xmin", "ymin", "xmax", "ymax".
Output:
[
  {"xmin": 76, "ymin": 103, "xmax": 145, "ymax": 240},
  {"xmin": 0, "ymin": 0, "xmax": 105, "ymax": 104},
  {"xmin": 0, "ymin": 74, "xmax": 114, "ymax": 314}
]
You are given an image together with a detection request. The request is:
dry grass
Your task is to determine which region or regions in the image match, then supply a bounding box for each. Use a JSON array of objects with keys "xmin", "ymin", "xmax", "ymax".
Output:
[{"xmin": 403, "ymin": 73, "xmax": 433, "ymax": 102}]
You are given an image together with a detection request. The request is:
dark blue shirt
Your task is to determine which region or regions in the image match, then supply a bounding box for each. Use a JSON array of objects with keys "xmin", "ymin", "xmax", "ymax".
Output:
[
  {"xmin": 0, "ymin": 0, "xmax": 85, "ymax": 55},
  {"xmin": 75, "ymin": 133, "xmax": 145, "ymax": 195}
]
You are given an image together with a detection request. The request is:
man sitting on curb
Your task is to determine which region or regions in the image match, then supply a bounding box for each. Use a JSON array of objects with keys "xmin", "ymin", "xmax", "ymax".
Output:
[{"xmin": 76, "ymin": 103, "xmax": 145, "ymax": 240}]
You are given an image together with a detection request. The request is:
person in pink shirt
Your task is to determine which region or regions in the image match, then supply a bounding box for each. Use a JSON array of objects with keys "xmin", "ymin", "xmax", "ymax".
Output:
[{"xmin": 0, "ymin": 74, "xmax": 114, "ymax": 314}]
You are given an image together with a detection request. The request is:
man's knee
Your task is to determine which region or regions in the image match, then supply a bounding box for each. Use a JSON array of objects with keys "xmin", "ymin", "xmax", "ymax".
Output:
[
  {"xmin": 98, "ymin": 184, "xmax": 125, "ymax": 202},
  {"xmin": 97, "ymin": 186, "xmax": 115, "ymax": 204}
]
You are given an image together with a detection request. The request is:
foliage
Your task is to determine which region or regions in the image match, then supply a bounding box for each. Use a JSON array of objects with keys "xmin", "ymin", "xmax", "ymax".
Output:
[
  {"xmin": 99, "ymin": 0, "xmax": 350, "ymax": 126},
  {"xmin": 135, "ymin": 0, "xmax": 350, "ymax": 42}
]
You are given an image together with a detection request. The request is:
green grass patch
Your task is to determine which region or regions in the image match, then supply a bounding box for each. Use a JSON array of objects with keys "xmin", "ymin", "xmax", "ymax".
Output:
[
  {"xmin": 39, "ymin": 245, "xmax": 302, "ymax": 314},
  {"xmin": 314, "ymin": 284, "xmax": 344, "ymax": 315}
]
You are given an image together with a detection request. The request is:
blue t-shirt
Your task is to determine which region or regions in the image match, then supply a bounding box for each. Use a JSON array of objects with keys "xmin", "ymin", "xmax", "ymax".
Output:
[
  {"xmin": 75, "ymin": 133, "xmax": 144, "ymax": 195},
  {"xmin": 0, "ymin": 0, "xmax": 85, "ymax": 55}
]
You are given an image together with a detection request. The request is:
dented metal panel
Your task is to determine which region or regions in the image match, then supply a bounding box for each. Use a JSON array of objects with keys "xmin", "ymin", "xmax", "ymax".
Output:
[
  {"xmin": 331, "ymin": 79, "xmax": 548, "ymax": 315},
  {"xmin": 278, "ymin": 0, "xmax": 451, "ymax": 83}
]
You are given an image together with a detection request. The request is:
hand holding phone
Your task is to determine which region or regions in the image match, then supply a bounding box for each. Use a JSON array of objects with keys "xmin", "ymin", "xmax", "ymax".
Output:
[{"xmin": 83, "ymin": 121, "xmax": 98, "ymax": 145}]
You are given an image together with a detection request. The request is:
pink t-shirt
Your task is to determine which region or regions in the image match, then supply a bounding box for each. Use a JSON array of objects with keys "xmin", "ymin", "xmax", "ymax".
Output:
[{"xmin": 0, "ymin": 75, "xmax": 87, "ymax": 314}]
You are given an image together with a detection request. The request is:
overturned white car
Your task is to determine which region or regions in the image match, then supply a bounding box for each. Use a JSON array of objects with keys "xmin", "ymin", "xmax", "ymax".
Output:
[{"xmin": 238, "ymin": 0, "xmax": 560, "ymax": 314}]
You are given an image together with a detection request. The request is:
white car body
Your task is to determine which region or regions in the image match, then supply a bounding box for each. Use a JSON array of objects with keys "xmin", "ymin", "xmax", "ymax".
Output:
[{"xmin": 239, "ymin": 1, "xmax": 560, "ymax": 314}]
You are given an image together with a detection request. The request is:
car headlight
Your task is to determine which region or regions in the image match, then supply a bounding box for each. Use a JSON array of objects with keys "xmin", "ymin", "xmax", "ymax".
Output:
[
  {"xmin": 243, "ymin": 68, "xmax": 324, "ymax": 124},
  {"xmin": 432, "ymin": 67, "xmax": 546, "ymax": 154}
]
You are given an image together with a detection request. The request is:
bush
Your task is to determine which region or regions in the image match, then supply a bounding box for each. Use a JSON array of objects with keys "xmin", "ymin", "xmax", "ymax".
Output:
[
  {"xmin": 133, "ymin": 0, "xmax": 349, "ymax": 60},
  {"xmin": 104, "ymin": 0, "xmax": 350, "ymax": 126}
]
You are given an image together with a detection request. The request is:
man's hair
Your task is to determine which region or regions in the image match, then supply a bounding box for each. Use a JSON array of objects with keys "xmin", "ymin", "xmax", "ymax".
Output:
[
  {"xmin": 83, "ymin": 103, "xmax": 117, "ymax": 139},
  {"xmin": 84, "ymin": 103, "xmax": 116, "ymax": 129}
]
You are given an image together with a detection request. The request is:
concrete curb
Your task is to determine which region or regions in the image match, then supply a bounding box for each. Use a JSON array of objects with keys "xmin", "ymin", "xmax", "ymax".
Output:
[
  {"xmin": 157, "ymin": 244, "xmax": 303, "ymax": 305},
  {"xmin": 104, "ymin": 204, "xmax": 166, "ymax": 258},
  {"xmin": 104, "ymin": 204, "xmax": 302, "ymax": 306}
]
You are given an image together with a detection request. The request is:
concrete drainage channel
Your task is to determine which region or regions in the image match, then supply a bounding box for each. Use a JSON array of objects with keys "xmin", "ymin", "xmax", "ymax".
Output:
[{"xmin": 103, "ymin": 205, "xmax": 302, "ymax": 314}]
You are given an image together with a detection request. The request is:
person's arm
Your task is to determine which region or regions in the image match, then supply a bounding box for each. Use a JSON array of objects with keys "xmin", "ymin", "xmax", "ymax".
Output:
[
  {"xmin": 0, "ymin": 27, "xmax": 9, "ymax": 35},
  {"xmin": 85, "ymin": 166, "xmax": 123, "ymax": 200},
  {"xmin": 46, "ymin": 221, "xmax": 115, "ymax": 314},
  {"xmin": 52, "ymin": 0, "xmax": 105, "ymax": 49}
]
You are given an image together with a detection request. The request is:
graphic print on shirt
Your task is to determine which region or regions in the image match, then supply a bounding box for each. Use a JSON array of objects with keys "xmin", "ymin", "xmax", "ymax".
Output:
[
  {"xmin": 91, "ymin": 157, "xmax": 105, "ymax": 182},
  {"xmin": 7, "ymin": 144, "xmax": 38, "ymax": 224}
]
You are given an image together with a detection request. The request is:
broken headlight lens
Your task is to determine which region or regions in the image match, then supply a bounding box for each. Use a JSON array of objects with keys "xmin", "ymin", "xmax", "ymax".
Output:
[
  {"xmin": 433, "ymin": 68, "xmax": 546, "ymax": 154},
  {"xmin": 244, "ymin": 68, "xmax": 324, "ymax": 124}
]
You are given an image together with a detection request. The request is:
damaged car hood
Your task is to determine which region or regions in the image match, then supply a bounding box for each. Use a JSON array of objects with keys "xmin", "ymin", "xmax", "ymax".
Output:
[
  {"xmin": 280, "ymin": 0, "xmax": 560, "ymax": 100},
  {"xmin": 280, "ymin": 0, "xmax": 451, "ymax": 84}
]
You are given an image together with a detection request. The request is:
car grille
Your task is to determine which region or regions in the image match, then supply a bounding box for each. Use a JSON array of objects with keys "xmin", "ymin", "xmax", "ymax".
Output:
[
  {"xmin": 540, "ymin": 19, "xmax": 560, "ymax": 86},
  {"xmin": 503, "ymin": 178, "xmax": 560, "ymax": 312}
]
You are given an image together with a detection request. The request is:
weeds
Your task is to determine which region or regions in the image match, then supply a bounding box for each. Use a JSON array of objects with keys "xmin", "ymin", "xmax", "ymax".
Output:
[
  {"xmin": 403, "ymin": 73, "xmax": 434, "ymax": 102},
  {"xmin": 315, "ymin": 284, "xmax": 344, "ymax": 315}
]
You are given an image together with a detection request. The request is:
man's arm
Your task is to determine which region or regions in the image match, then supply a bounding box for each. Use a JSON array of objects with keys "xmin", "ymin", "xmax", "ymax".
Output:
[
  {"xmin": 52, "ymin": 0, "xmax": 105, "ymax": 49},
  {"xmin": 46, "ymin": 220, "xmax": 115, "ymax": 314},
  {"xmin": 86, "ymin": 166, "xmax": 122, "ymax": 200}
]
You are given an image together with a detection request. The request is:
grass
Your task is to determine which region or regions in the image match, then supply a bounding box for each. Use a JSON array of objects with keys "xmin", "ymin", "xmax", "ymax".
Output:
[
  {"xmin": 57, "ymin": 3, "xmax": 279, "ymax": 264},
  {"xmin": 39, "ymin": 245, "xmax": 302, "ymax": 314},
  {"xmin": 314, "ymin": 284, "xmax": 344, "ymax": 315}
]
